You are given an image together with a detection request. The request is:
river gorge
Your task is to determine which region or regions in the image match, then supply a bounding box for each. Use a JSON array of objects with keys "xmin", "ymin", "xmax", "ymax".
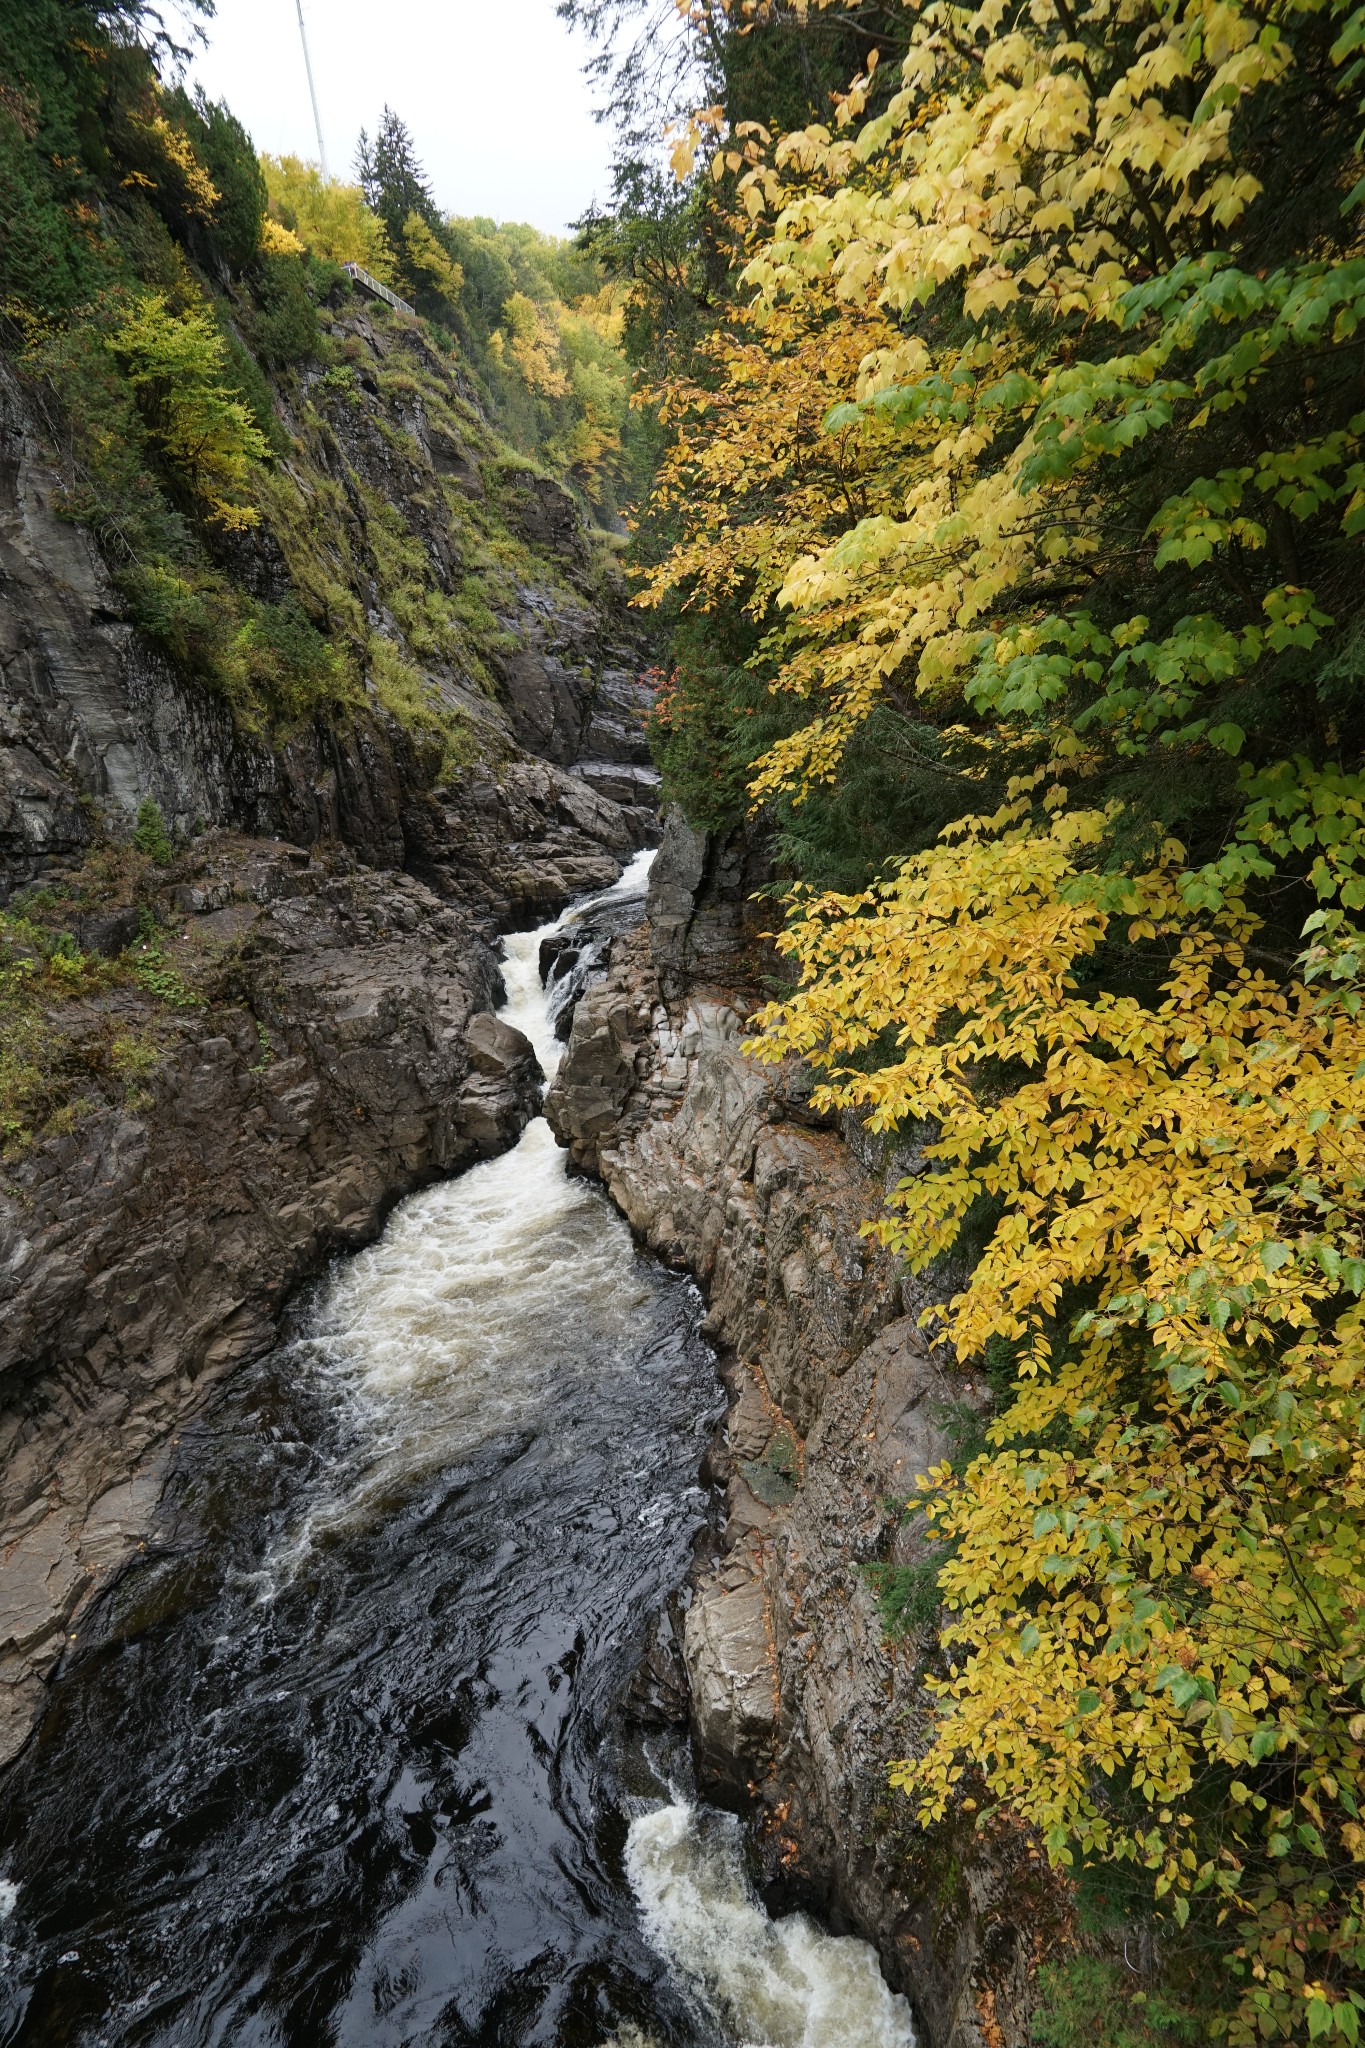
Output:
[
  {"xmin": 0, "ymin": 247, "xmax": 1045, "ymax": 2048},
  {"xmin": 0, "ymin": 856, "xmax": 919, "ymax": 2048}
]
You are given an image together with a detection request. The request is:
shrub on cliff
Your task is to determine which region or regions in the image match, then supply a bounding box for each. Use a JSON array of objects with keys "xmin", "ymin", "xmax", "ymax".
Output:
[{"xmin": 131, "ymin": 799, "xmax": 173, "ymax": 866}]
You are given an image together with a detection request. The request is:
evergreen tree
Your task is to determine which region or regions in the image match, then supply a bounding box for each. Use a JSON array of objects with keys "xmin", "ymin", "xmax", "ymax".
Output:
[
  {"xmin": 358, "ymin": 105, "xmax": 438, "ymax": 251},
  {"xmin": 353, "ymin": 127, "xmax": 376, "ymax": 209}
]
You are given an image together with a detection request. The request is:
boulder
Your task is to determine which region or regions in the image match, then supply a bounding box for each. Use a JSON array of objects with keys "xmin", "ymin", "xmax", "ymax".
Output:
[
  {"xmin": 684, "ymin": 1578, "xmax": 778, "ymax": 1781},
  {"xmin": 456, "ymin": 1014, "xmax": 543, "ymax": 1155}
]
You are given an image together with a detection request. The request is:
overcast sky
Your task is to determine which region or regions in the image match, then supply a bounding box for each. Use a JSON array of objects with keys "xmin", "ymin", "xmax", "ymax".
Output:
[{"xmin": 187, "ymin": 0, "xmax": 617, "ymax": 238}]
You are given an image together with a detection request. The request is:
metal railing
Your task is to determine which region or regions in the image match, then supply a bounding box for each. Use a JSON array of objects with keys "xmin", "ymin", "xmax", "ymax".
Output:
[{"xmin": 342, "ymin": 262, "xmax": 416, "ymax": 318}]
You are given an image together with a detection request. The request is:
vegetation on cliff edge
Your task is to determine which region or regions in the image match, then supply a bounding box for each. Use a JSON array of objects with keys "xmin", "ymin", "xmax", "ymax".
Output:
[
  {"xmin": 0, "ymin": 0, "xmax": 642, "ymax": 757},
  {"xmin": 576, "ymin": 0, "xmax": 1365, "ymax": 2035}
]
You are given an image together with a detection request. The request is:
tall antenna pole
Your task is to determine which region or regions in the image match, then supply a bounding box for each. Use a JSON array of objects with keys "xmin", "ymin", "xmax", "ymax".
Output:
[{"xmin": 294, "ymin": 0, "xmax": 329, "ymax": 179}]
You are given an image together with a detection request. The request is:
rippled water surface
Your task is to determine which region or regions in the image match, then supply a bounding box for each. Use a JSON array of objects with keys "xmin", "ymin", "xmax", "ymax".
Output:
[{"xmin": 0, "ymin": 856, "xmax": 916, "ymax": 2048}]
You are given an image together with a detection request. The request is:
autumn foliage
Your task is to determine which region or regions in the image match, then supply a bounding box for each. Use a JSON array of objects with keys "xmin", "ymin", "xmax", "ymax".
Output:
[{"xmin": 640, "ymin": 0, "xmax": 1365, "ymax": 2033}]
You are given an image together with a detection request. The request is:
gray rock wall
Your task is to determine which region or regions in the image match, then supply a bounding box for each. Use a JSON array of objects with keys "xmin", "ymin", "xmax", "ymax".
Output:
[
  {"xmin": 0, "ymin": 838, "xmax": 542, "ymax": 1768},
  {"xmin": 0, "ymin": 332, "xmax": 657, "ymax": 918},
  {"xmin": 545, "ymin": 814, "xmax": 1069, "ymax": 2048}
]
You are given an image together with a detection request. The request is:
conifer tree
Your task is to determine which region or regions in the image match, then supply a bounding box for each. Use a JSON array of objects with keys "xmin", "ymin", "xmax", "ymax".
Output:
[
  {"xmin": 353, "ymin": 127, "xmax": 375, "ymax": 208},
  {"xmin": 357, "ymin": 105, "xmax": 438, "ymax": 252}
]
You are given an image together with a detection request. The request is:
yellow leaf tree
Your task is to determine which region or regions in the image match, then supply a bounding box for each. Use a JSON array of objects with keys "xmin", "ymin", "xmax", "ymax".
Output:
[{"xmin": 635, "ymin": 0, "xmax": 1365, "ymax": 2033}]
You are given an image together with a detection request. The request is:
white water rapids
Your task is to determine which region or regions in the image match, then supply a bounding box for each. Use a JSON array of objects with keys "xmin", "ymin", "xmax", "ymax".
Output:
[
  {"xmin": 301, "ymin": 851, "xmax": 916, "ymax": 2044},
  {"xmin": 625, "ymin": 1802, "xmax": 917, "ymax": 2048},
  {"xmin": 254, "ymin": 851, "xmax": 668, "ymax": 1581},
  {"xmin": 0, "ymin": 850, "xmax": 916, "ymax": 2048}
]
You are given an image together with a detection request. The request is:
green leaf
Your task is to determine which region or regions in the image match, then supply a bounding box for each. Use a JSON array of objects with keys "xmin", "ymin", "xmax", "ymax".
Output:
[{"xmin": 1207, "ymin": 721, "xmax": 1246, "ymax": 756}]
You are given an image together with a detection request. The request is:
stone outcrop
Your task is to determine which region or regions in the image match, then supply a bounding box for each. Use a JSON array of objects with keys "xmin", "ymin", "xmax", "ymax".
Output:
[
  {"xmin": 546, "ymin": 812, "xmax": 1068, "ymax": 2048},
  {"xmin": 0, "ymin": 297, "xmax": 659, "ymax": 1771},
  {"xmin": 0, "ymin": 835, "xmax": 543, "ymax": 1767},
  {"xmin": 405, "ymin": 755, "xmax": 643, "ymax": 930},
  {"xmin": 0, "ymin": 334, "xmax": 655, "ymax": 925},
  {"xmin": 644, "ymin": 811, "xmax": 771, "ymax": 1001}
]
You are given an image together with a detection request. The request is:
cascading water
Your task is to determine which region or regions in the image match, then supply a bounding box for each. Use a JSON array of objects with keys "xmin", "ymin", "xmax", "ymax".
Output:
[
  {"xmin": 624, "ymin": 1805, "xmax": 917, "ymax": 2048},
  {"xmin": 0, "ymin": 855, "xmax": 916, "ymax": 2048}
]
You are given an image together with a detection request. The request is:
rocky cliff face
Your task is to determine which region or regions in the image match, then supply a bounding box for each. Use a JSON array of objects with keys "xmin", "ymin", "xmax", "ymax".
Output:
[
  {"xmin": 546, "ymin": 813, "xmax": 1069, "ymax": 2048},
  {"xmin": 0, "ymin": 306, "xmax": 658, "ymax": 918},
  {"xmin": 0, "ymin": 837, "xmax": 545, "ymax": 1765},
  {"xmin": 0, "ymin": 294, "xmax": 657, "ymax": 1768}
]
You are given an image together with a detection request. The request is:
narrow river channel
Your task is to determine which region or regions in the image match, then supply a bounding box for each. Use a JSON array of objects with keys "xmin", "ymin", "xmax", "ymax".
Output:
[{"xmin": 0, "ymin": 856, "xmax": 916, "ymax": 2048}]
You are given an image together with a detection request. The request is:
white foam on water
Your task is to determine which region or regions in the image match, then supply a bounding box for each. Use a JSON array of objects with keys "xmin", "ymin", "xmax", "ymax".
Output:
[
  {"xmin": 503, "ymin": 846, "xmax": 656, "ymax": 1082},
  {"xmin": 252, "ymin": 850, "xmax": 659, "ymax": 1579},
  {"xmin": 228, "ymin": 841, "xmax": 915, "ymax": 2048},
  {"xmin": 625, "ymin": 1803, "xmax": 916, "ymax": 2048},
  {"xmin": 0, "ymin": 1879, "xmax": 19, "ymax": 1920}
]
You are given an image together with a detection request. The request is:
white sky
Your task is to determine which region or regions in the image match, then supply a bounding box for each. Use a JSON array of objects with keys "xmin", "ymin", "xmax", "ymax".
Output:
[{"xmin": 187, "ymin": 0, "xmax": 616, "ymax": 238}]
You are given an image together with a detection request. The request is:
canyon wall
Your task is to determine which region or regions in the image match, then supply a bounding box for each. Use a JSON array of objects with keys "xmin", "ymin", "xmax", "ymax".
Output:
[
  {"xmin": 0, "ymin": 297, "xmax": 655, "ymax": 1766},
  {"xmin": 547, "ymin": 812, "xmax": 1072, "ymax": 2048}
]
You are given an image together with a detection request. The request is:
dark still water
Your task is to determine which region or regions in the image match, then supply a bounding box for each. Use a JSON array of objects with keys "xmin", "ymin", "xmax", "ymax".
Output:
[{"xmin": 0, "ymin": 860, "xmax": 917, "ymax": 2048}]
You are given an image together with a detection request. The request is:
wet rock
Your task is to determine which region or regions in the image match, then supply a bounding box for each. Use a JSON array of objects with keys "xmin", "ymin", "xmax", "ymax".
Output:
[
  {"xmin": 626, "ymin": 1604, "xmax": 692, "ymax": 1727},
  {"xmin": 541, "ymin": 888, "xmax": 650, "ymax": 1043},
  {"xmin": 545, "ymin": 972, "xmax": 653, "ymax": 1168},
  {"xmin": 0, "ymin": 1514, "xmax": 87, "ymax": 1659},
  {"xmin": 581, "ymin": 668, "xmax": 655, "ymax": 767},
  {"xmin": 646, "ymin": 808, "xmax": 773, "ymax": 1001},
  {"xmin": 464, "ymin": 1010, "xmax": 537, "ymax": 1080},
  {"xmin": 456, "ymin": 1013, "xmax": 543, "ymax": 1155},
  {"xmin": 540, "ymin": 931, "xmax": 578, "ymax": 983},
  {"xmin": 576, "ymin": 760, "xmax": 660, "ymax": 809},
  {"xmin": 644, "ymin": 814, "xmax": 707, "ymax": 1002},
  {"xmin": 0, "ymin": 841, "xmax": 541, "ymax": 1769},
  {"xmin": 407, "ymin": 759, "xmax": 644, "ymax": 931},
  {"xmin": 549, "ymin": 956, "xmax": 900, "ymax": 1432},
  {"xmin": 499, "ymin": 643, "xmax": 594, "ymax": 766},
  {"xmin": 546, "ymin": 826, "xmax": 1066, "ymax": 2048}
]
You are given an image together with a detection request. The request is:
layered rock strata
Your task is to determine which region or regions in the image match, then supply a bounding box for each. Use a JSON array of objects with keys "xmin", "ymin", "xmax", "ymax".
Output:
[
  {"xmin": 547, "ymin": 815, "xmax": 1067, "ymax": 2048},
  {"xmin": 0, "ymin": 836, "xmax": 543, "ymax": 1766}
]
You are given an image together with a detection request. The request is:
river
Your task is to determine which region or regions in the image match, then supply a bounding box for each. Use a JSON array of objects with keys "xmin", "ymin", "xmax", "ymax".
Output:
[{"xmin": 0, "ymin": 855, "xmax": 916, "ymax": 2048}]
